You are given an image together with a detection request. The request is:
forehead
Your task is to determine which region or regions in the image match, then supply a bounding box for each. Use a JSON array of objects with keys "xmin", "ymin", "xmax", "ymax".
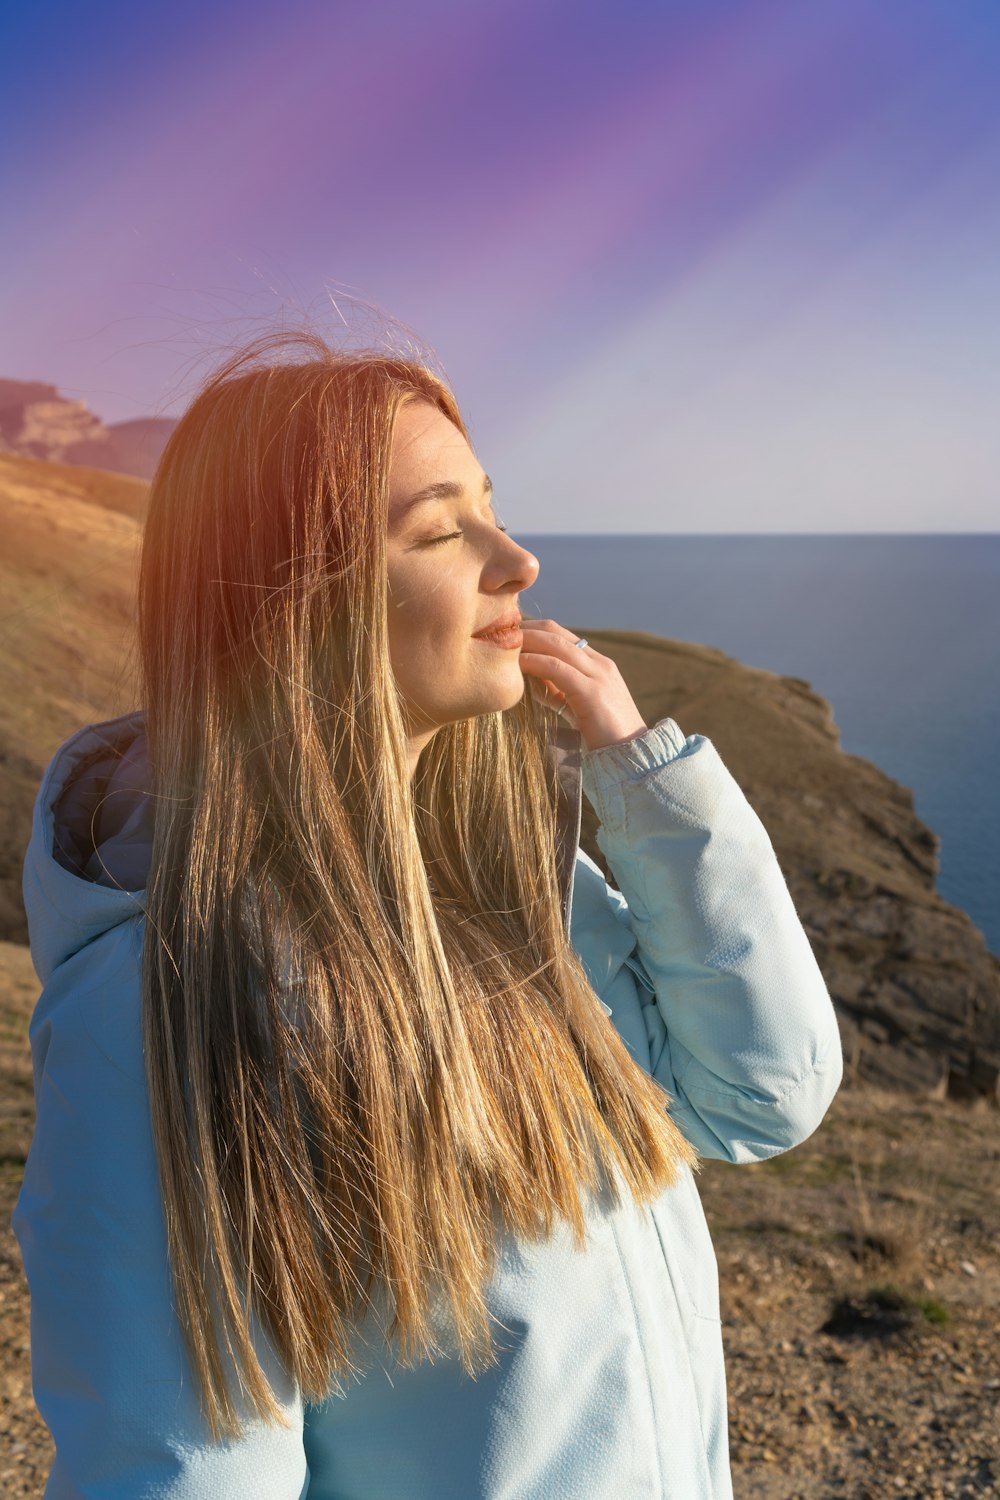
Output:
[{"xmin": 387, "ymin": 402, "xmax": 479, "ymax": 517}]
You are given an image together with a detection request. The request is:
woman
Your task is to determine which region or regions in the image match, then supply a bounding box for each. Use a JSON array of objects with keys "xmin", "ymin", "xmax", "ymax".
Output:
[{"xmin": 14, "ymin": 332, "xmax": 843, "ymax": 1498}]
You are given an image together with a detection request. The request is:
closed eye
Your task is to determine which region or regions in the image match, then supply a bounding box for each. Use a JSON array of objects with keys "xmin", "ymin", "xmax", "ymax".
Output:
[{"xmin": 421, "ymin": 517, "xmax": 508, "ymax": 547}]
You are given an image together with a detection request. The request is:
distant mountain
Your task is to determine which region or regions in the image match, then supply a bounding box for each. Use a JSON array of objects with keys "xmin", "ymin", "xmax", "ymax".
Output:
[{"xmin": 0, "ymin": 378, "xmax": 176, "ymax": 480}]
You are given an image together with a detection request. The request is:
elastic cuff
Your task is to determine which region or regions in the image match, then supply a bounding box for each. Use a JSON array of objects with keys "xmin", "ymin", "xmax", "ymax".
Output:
[
  {"xmin": 580, "ymin": 717, "xmax": 704, "ymax": 835},
  {"xmin": 581, "ymin": 715, "xmax": 690, "ymax": 781}
]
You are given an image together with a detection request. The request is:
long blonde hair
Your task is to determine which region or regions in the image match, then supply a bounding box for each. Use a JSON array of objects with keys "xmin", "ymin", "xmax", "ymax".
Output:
[{"xmin": 137, "ymin": 330, "xmax": 696, "ymax": 1439}]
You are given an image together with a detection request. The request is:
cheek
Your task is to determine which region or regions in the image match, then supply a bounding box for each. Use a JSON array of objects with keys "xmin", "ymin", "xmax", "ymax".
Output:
[
  {"xmin": 416, "ymin": 591, "xmax": 455, "ymax": 630},
  {"xmin": 387, "ymin": 578, "xmax": 470, "ymax": 678},
  {"xmin": 389, "ymin": 564, "xmax": 465, "ymax": 635}
]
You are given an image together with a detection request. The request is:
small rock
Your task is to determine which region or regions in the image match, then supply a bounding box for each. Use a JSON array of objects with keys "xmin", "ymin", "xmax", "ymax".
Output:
[{"xmin": 959, "ymin": 1260, "xmax": 977, "ymax": 1276}]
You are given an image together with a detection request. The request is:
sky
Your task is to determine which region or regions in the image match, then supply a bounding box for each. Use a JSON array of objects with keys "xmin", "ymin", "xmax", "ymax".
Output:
[{"xmin": 3, "ymin": 0, "xmax": 1000, "ymax": 533}]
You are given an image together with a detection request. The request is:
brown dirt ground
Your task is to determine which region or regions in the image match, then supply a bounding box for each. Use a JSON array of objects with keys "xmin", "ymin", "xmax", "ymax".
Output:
[{"xmin": 1, "ymin": 937, "xmax": 997, "ymax": 1498}]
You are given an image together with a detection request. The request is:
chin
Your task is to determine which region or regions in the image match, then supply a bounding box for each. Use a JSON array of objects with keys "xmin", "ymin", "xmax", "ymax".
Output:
[{"xmin": 456, "ymin": 673, "xmax": 527, "ymax": 724}]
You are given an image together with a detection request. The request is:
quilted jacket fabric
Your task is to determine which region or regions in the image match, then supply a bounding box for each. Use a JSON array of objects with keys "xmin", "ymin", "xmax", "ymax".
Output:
[{"xmin": 13, "ymin": 709, "xmax": 843, "ymax": 1498}]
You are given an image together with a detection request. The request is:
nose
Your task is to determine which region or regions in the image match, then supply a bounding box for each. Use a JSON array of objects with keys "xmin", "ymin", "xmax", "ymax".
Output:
[{"xmin": 492, "ymin": 532, "xmax": 539, "ymax": 594}]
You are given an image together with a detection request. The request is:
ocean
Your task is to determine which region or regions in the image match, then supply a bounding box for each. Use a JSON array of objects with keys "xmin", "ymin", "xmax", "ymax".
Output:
[{"xmin": 516, "ymin": 534, "xmax": 1000, "ymax": 959}]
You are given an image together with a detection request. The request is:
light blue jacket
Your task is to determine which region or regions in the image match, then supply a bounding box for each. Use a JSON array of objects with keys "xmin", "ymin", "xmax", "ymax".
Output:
[{"xmin": 13, "ymin": 710, "xmax": 843, "ymax": 1499}]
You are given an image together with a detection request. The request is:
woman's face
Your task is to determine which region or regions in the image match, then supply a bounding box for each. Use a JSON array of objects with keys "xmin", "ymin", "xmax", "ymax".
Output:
[{"xmin": 386, "ymin": 400, "xmax": 540, "ymax": 750}]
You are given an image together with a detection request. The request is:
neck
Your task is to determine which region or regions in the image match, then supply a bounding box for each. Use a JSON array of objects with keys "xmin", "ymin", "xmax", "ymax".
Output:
[{"xmin": 406, "ymin": 727, "xmax": 437, "ymax": 784}]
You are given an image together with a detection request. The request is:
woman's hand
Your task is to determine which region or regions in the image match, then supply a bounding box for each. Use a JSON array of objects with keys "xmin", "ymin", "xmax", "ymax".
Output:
[{"xmin": 518, "ymin": 619, "xmax": 650, "ymax": 753}]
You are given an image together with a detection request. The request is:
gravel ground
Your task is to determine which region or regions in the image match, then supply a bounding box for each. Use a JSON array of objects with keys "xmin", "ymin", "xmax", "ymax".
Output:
[
  {"xmin": 700, "ymin": 1085, "xmax": 1000, "ymax": 1498},
  {"xmin": 2, "ymin": 933, "xmax": 997, "ymax": 1496}
]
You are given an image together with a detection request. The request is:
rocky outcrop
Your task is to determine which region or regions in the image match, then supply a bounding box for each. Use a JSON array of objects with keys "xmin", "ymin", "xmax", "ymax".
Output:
[
  {"xmin": 0, "ymin": 379, "xmax": 107, "ymax": 459},
  {"xmin": 0, "ymin": 378, "xmax": 175, "ymax": 479},
  {"xmin": 0, "ymin": 452, "xmax": 996, "ymax": 1102}
]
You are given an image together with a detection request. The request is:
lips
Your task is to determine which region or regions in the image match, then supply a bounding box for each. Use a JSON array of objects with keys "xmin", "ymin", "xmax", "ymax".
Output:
[{"xmin": 473, "ymin": 612, "xmax": 522, "ymax": 639}]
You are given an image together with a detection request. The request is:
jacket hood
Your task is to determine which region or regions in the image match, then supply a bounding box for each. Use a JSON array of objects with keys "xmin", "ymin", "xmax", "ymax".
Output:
[{"xmin": 22, "ymin": 710, "xmax": 584, "ymax": 985}]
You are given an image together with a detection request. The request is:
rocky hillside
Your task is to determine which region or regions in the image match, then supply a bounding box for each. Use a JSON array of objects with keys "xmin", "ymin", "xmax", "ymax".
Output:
[
  {"xmin": 0, "ymin": 378, "xmax": 175, "ymax": 480},
  {"xmin": 0, "ymin": 454, "xmax": 145, "ymax": 937},
  {"xmin": 1, "ymin": 454, "xmax": 997, "ymax": 1102}
]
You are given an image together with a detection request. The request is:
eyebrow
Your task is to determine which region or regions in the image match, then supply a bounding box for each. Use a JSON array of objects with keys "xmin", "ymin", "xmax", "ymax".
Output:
[{"xmin": 393, "ymin": 472, "xmax": 493, "ymax": 524}]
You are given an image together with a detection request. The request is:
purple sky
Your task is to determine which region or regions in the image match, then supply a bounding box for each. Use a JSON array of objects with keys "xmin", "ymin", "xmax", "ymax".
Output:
[{"xmin": 3, "ymin": 0, "xmax": 999, "ymax": 531}]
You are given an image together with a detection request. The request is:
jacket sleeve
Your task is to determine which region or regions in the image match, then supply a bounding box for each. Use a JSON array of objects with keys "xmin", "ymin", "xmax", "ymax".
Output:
[
  {"xmin": 579, "ymin": 717, "xmax": 844, "ymax": 1164},
  {"xmin": 11, "ymin": 919, "xmax": 308, "ymax": 1499}
]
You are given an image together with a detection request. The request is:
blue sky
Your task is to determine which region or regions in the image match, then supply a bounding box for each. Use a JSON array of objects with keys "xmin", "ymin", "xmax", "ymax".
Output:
[{"xmin": 3, "ymin": 0, "xmax": 999, "ymax": 531}]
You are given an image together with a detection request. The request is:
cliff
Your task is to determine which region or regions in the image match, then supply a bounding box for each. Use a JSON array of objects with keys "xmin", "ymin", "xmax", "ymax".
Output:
[
  {"xmin": 0, "ymin": 377, "xmax": 175, "ymax": 480},
  {"xmin": 1, "ymin": 454, "xmax": 997, "ymax": 1102}
]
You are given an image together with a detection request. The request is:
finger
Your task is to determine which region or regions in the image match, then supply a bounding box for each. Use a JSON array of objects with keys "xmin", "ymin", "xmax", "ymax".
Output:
[
  {"xmin": 519, "ymin": 618, "xmax": 587, "ymax": 645},
  {"xmin": 517, "ymin": 651, "xmax": 591, "ymax": 695},
  {"xmin": 524, "ymin": 675, "xmax": 577, "ymax": 723},
  {"xmin": 524, "ymin": 675, "xmax": 566, "ymax": 707},
  {"xmin": 515, "ymin": 618, "xmax": 587, "ymax": 648},
  {"xmin": 518, "ymin": 651, "xmax": 593, "ymax": 693},
  {"xmin": 518, "ymin": 628, "xmax": 595, "ymax": 664},
  {"xmin": 517, "ymin": 651, "xmax": 575, "ymax": 673}
]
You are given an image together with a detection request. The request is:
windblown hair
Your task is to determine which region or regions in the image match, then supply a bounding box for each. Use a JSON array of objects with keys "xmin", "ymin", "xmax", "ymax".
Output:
[{"xmin": 137, "ymin": 330, "xmax": 696, "ymax": 1439}]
